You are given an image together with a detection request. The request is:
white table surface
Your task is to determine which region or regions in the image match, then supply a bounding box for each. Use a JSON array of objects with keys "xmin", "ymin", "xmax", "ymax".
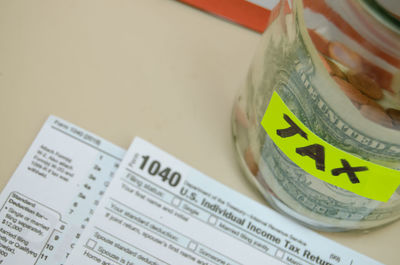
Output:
[{"xmin": 0, "ymin": 0, "xmax": 398, "ymax": 264}]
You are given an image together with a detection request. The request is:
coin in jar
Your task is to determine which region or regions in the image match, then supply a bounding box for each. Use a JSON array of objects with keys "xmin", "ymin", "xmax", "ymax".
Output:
[
  {"xmin": 333, "ymin": 76, "xmax": 369, "ymax": 105},
  {"xmin": 319, "ymin": 54, "xmax": 347, "ymax": 80},
  {"xmin": 328, "ymin": 42, "xmax": 363, "ymax": 71},
  {"xmin": 347, "ymin": 71, "xmax": 383, "ymax": 100},
  {"xmin": 386, "ymin": 108, "xmax": 400, "ymax": 128},
  {"xmin": 244, "ymin": 148, "xmax": 259, "ymax": 176},
  {"xmin": 360, "ymin": 104, "xmax": 393, "ymax": 128}
]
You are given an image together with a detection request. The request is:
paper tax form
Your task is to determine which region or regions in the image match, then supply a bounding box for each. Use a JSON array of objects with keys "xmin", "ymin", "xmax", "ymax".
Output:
[
  {"xmin": 0, "ymin": 116, "xmax": 125, "ymax": 264},
  {"xmin": 66, "ymin": 138, "xmax": 382, "ymax": 265}
]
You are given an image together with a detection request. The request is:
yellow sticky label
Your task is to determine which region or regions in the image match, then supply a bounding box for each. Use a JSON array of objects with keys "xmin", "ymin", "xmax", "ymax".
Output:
[{"xmin": 261, "ymin": 91, "xmax": 400, "ymax": 202}]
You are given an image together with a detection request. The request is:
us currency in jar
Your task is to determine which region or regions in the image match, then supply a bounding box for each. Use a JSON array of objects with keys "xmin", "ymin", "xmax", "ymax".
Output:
[{"xmin": 233, "ymin": 5, "xmax": 400, "ymax": 230}]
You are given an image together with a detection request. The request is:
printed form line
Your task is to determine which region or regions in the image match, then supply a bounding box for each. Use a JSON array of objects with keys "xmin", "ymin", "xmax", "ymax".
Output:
[
  {"xmin": 105, "ymin": 198, "xmax": 236, "ymax": 265},
  {"xmin": 93, "ymin": 226, "xmax": 170, "ymax": 265},
  {"xmin": 124, "ymin": 168, "xmax": 316, "ymax": 265},
  {"xmin": 51, "ymin": 126, "xmax": 122, "ymax": 161}
]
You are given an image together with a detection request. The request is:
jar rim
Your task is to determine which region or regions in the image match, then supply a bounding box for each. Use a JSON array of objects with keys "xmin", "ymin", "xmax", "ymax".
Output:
[{"xmin": 360, "ymin": 0, "xmax": 400, "ymax": 34}]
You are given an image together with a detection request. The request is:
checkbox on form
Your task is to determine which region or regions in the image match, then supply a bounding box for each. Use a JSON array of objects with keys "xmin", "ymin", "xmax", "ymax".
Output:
[
  {"xmin": 86, "ymin": 239, "xmax": 97, "ymax": 249},
  {"xmin": 188, "ymin": 241, "xmax": 198, "ymax": 251},
  {"xmin": 172, "ymin": 196, "xmax": 181, "ymax": 207},
  {"xmin": 275, "ymin": 249, "xmax": 285, "ymax": 259},
  {"xmin": 208, "ymin": 215, "xmax": 217, "ymax": 225}
]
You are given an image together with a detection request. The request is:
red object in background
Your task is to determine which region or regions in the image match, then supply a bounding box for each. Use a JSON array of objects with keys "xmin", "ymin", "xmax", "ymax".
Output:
[{"xmin": 177, "ymin": 0, "xmax": 271, "ymax": 33}]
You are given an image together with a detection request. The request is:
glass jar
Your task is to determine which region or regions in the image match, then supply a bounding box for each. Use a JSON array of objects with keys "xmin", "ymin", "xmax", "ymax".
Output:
[{"xmin": 232, "ymin": 0, "xmax": 400, "ymax": 231}]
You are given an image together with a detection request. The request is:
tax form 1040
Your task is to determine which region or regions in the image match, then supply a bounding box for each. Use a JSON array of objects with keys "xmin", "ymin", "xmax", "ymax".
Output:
[{"xmin": 65, "ymin": 137, "xmax": 383, "ymax": 265}]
